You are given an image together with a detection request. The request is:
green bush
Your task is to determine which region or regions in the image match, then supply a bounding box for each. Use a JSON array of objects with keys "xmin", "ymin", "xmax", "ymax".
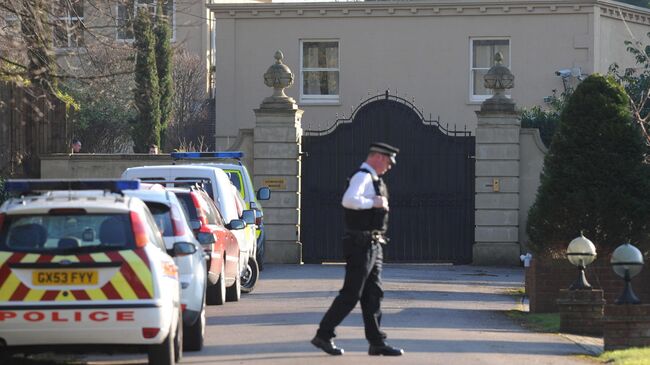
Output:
[
  {"xmin": 520, "ymin": 90, "xmax": 569, "ymax": 148},
  {"xmin": 0, "ymin": 176, "xmax": 7, "ymax": 206},
  {"xmin": 526, "ymin": 74, "xmax": 650, "ymax": 257}
]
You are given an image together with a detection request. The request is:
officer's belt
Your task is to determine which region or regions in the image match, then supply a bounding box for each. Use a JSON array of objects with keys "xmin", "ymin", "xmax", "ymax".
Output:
[{"xmin": 344, "ymin": 230, "xmax": 387, "ymax": 243}]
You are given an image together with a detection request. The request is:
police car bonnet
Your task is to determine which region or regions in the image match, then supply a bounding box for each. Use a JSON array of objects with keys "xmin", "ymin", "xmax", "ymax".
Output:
[{"xmin": 369, "ymin": 142, "xmax": 399, "ymax": 165}]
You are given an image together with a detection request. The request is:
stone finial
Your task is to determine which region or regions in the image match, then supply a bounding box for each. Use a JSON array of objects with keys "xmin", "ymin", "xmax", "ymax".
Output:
[
  {"xmin": 261, "ymin": 50, "xmax": 297, "ymax": 109},
  {"xmin": 481, "ymin": 52, "xmax": 516, "ymax": 112}
]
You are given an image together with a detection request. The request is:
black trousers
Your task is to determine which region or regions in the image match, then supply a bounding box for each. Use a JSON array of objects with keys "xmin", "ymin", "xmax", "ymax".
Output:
[{"xmin": 316, "ymin": 235, "xmax": 387, "ymax": 346}]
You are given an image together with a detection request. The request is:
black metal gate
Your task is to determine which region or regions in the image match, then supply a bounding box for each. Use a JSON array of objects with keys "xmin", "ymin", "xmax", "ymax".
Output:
[{"xmin": 301, "ymin": 92, "xmax": 475, "ymax": 264}]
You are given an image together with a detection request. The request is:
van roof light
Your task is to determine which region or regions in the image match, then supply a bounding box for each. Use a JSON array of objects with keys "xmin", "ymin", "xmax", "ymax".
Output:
[
  {"xmin": 4, "ymin": 179, "xmax": 141, "ymax": 194},
  {"xmin": 170, "ymin": 151, "xmax": 244, "ymax": 160}
]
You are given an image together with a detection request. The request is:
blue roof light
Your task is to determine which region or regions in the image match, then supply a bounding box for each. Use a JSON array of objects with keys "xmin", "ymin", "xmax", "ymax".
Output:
[
  {"xmin": 4, "ymin": 179, "xmax": 141, "ymax": 194},
  {"xmin": 171, "ymin": 151, "xmax": 244, "ymax": 160}
]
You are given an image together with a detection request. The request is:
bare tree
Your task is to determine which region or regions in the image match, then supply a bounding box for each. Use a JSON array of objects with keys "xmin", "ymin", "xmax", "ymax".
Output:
[{"xmin": 165, "ymin": 47, "xmax": 212, "ymax": 151}]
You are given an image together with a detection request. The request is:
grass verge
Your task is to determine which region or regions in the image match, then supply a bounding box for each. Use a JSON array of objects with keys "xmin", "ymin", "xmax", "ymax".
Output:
[
  {"xmin": 596, "ymin": 347, "xmax": 650, "ymax": 365},
  {"xmin": 505, "ymin": 310, "xmax": 560, "ymax": 333}
]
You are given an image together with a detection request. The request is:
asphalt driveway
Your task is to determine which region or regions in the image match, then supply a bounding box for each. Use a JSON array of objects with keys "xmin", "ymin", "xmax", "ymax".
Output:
[{"xmin": 11, "ymin": 264, "xmax": 598, "ymax": 365}]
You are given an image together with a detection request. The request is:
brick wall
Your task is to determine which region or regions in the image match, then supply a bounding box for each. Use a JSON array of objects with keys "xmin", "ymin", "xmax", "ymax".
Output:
[
  {"xmin": 557, "ymin": 289, "xmax": 604, "ymax": 335},
  {"xmin": 526, "ymin": 257, "xmax": 650, "ymax": 313},
  {"xmin": 604, "ymin": 304, "xmax": 650, "ymax": 351}
]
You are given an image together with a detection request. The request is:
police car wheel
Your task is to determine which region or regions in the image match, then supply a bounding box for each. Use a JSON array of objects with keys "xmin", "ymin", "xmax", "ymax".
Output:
[
  {"xmin": 184, "ymin": 287, "xmax": 206, "ymax": 351},
  {"xmin": 226, "ymin": 270, "xmax": 241, "ymax": 302},
  {"xmin": 174, "ymin": 309, "xmax": 183, "ymax": 363},
  {"xmin": 147, "ymin": 323, "xmax": 176, "ymax": 365},
  {"xmin": 206, "ymin": 260, "xmax": 226, "ymax": 305},
  {"xmin": 240, "ymin": 257, "xmax": 259, "ymax": 294}
]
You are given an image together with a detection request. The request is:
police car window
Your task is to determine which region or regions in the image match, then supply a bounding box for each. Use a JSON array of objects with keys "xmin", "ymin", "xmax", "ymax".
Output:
[
  {"xmin": 140, "ymin": 177, "xmax": 165, "ymax": 182},
  {"xmin": 141, "ymin": 210, "xmax": 166, "ymax": 251},
  {"xmin": 174, "ymin": 192, "xmax": 198, "ymax": 225},
  {"xmin": 174, "ymin": 178, "xmax": 214, "ymax": 200},
  {"xmin": 0, "ymin": 214, "xmax": 135, "ymax": 253},
  {"xmin": 144, "ymin": 202, "xmax": 173, "ymax": 237}
]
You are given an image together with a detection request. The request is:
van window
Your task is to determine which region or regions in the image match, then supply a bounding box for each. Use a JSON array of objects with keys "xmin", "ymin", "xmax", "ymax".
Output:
[
  {"xmin": 225, "ymin": 170, "xmax": 244, "ymax": 197},
  {"xmin": 174, "ymin": 178, "xmax": 214, "ymax": 200},
  {"xmin": 140, "ymin": 177, "xmax": 165, "ymax": 182}
]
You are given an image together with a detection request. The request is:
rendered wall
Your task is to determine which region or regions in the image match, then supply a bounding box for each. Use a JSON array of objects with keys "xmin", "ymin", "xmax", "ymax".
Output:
[{"xmin": 210, "ymin": 1, "xmax": 650, "ymax": 149}]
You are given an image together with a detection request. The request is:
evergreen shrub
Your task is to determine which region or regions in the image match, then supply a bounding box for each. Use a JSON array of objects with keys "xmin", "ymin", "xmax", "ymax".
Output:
[{"xmin": 526, "ymin": 74, "xmax": 650, "ymax": 257}]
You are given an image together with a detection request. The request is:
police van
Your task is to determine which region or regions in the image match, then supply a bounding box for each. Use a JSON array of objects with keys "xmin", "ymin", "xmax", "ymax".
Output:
[
  {"xmin": 122, "ymin": 162, "xmax": 260, "ymax": 293},
  {"xmin": 170, "ymin": 152, "xmax": 271, "ymax": 275},
  {"xmin": 0, "ymin": 180, "xmax": 183, "ymax": 365}
]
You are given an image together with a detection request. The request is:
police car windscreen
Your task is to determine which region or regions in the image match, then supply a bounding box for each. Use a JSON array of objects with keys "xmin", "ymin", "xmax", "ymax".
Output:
[
  {"xmin": 0, "ymin": 213, "xmax": 136, "ymax": 253},
  {"xmin": 145, "ymin": 202, "xmax": 173, "ymax": 237}
]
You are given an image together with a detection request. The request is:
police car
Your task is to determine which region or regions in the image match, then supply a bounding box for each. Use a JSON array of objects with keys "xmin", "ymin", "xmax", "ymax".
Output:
[
  {"xmin": 0, "ymin": 180, "xmax": 183, "ymax": 365},
  {"xmin": 123, "ymin": 185, "xmax": 207, "ymax": 351}
]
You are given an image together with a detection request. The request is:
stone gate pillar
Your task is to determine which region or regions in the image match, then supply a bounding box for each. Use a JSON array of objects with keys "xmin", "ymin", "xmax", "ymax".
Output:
[
  {"xmin": 253, "ymin": 51, "xmax": 303, "ymax": 264},
  {"xmin": 473, "ymin": 53, "xmax": 521, "ymax": 266}
]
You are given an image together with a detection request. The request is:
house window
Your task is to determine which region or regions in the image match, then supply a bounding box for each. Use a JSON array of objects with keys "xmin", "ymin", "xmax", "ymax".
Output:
[
  {"xmin": 300, "ymin": 40, "xmax": 339, "ymax": 103},
  {"xmin": 53, "ymin": 0, "xmax": 84, "ymax": 49},
  {"xmin": 117, "ymin": 0, "xmax": 175, "ymax": 41},
  {"xmin": 470, "ymin": 38, "xmax": 510, "ymax": 102}
]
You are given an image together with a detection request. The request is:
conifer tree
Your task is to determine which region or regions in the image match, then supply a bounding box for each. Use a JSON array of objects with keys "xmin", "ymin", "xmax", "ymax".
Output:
[
  {"xmin": 132, "ymin": 7, "xmax": 161, "ymax": 153},
  {"xmin": 526, "ymin": 74, "xmax": 650, "ymax": 256},
  {"xmin": 154, "ymin": 1, "xmax": 174, "ymax": 149}
]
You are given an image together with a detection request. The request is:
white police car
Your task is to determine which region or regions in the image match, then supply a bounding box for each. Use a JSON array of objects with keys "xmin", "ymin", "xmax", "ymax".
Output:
[
  {"xmin": 124, "ymin": 185, "xmax": 207, "ymax": 351},
  {"xmin": 0, "ymin": 180, "xmax": 183, "ymax": 365}
]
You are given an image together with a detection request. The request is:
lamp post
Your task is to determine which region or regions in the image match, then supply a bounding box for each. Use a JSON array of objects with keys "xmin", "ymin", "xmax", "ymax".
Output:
[
  {"xmin": 611, "ymin": 243, "xmax": 644, "ymax": 305},
  {"xmin": 566, "ymin": 234, "xmax": 597, "ymax": 290}
]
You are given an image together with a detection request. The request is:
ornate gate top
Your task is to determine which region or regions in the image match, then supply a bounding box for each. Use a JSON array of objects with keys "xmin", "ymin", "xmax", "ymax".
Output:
[
  {"xmin": 304, "ymin": 91, "xmax": 472, "ymax": 137},
  {"xmin": 481, "ymin": 52, "xmax": 516, "ymax": 113},
  {"xmin": 261, "ymin": 50, "xmax": 297, "ymax": 110}
]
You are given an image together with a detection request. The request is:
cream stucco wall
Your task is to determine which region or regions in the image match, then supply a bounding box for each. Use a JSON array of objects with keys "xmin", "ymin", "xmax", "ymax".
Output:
[{"xmin": 210, "ymin": 1, "xmax": 650, "ymax": 149}]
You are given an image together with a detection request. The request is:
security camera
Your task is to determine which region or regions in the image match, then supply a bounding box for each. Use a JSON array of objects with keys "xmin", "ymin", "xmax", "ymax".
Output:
[{"xmin": 555, "ymin": 69, "xmax": 572, "ymax": 78}]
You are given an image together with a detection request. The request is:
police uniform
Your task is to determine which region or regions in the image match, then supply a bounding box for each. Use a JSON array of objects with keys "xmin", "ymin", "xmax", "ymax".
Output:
[{"xmin": 311, "ymin": 142, "xmax": 404, "ymax": 357}]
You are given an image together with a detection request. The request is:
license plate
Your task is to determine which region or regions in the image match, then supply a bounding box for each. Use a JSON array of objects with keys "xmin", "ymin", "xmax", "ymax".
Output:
[{"xmin": 32, "ymin": 270, "xmax": 98, "ymax": 286}]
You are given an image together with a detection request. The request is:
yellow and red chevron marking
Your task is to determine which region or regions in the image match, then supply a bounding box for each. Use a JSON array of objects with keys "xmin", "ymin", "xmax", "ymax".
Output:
[{"xmin": 0, "ymin": 249, "xmax": 153, "ymax": 302}]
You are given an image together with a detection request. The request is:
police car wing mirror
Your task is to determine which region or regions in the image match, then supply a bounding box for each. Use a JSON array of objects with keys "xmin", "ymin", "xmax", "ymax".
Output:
[
  {"xmin": 171, "ymin": 242, "xmax": 197, "ymax": 257},
  {"xmin": 242, "ymin": 210, "xmax": 256, "ymax": 225},
  {"xmin": 227, "ymin": 219, "xmax": 246, "ymax": 230},
  {"xmin": 254, "ymin": 209, "xmax": 263, "ymax": 225},
  {"xmin": 189, "ymin": 220, "xmax": 201, "ymax": 231},
  {"xmin": 257, "ymin": 187, "xmax": 271, "ymax": 201},
  {"xmin": 197, "ymin": 232, "xmax": 215, "ymax": 245}
]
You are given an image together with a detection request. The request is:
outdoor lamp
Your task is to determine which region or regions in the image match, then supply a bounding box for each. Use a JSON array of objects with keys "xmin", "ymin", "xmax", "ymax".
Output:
[
  {"xmin": 566, "ymin": 234, "xmax": 597, "ymax": 290},
  {"xmin": 611, "ymin": 243, "xmax": 644, "ymax": 305}
]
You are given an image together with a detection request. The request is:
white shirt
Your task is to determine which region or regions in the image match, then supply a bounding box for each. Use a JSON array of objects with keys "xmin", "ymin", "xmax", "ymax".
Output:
[{"xmin": 341, "ymin": 162, "xmax": 379, "ymax": 210}]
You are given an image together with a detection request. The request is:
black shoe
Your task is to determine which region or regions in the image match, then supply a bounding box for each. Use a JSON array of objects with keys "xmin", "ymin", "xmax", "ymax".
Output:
[
  {"xmin": 368, "ymin": 344, "xmax": 404, "ymax": 356},
  {"xmin": 311, "ymin": 336, "xmax": 344, "ymax": 356}
]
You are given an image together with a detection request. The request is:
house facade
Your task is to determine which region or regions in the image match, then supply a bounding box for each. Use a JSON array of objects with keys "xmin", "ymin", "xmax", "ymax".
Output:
[{"xmin": 207, "ymin": 0, "xmax": 650, "ymax": 149}]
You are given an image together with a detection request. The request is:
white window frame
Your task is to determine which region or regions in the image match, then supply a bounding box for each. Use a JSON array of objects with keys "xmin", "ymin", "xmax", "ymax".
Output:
[
  {"xmin": 116, "ymin": 0, "xmax": 176, "ymax": 42},
  {"xmin": 299, "ymin": 39, "xmax": 340, "ymax": 105},
  {"xmin": 469, "ymin": 37, "xmax": 511, "ymax": 103},
  {"xmin": 52, "ymin": 1, "xmax": 84, "ymax": 50}
]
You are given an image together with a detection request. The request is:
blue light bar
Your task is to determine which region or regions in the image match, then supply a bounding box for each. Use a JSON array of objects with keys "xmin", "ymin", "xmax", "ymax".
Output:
[
  {"xmin": 4, "ymin": 179, "xmax": 141, "ymax": 194},
  {"xmin": 170, "ymin": 151, "xmax": 244, "ymax": 160}
]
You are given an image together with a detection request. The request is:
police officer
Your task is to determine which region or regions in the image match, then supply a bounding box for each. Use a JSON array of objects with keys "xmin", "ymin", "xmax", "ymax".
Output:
[{"xmin": 311, "ymin": 142, "xmax": 404, "ymax": 357}]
